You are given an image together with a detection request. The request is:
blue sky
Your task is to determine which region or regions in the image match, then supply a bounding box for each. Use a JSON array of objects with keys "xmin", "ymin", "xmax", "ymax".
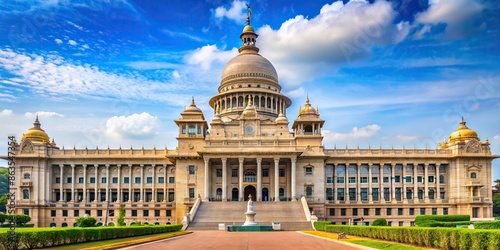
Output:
[{"xmin": 0, "ymin": 0, "xmax": 499, "ymax": 180}]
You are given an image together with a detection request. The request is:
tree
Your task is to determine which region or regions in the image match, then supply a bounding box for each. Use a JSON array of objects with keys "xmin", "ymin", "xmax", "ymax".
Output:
[
  {"xmin": 117, "ymin": 204, "xmax": 125, "ymax": 226},
  {"xmin": 75, "ymin": 216, "xmax": 97, "ymax": 227},
  {"xmin": 372, "ymin": 218, "xmax": 387, "ymax": 226},
  {"xmin": 0, "ymin": 167, "xmax": 9, "ymax": 213},
  {"xmin": 493, "ymin": 193, "xmax": 500, "ymax": 218}
]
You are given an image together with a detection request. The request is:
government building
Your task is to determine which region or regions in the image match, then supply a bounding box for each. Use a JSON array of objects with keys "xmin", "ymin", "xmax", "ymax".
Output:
[{"xmin": 4, "ymin": 16, "xmax": 498, "ymax": 228}]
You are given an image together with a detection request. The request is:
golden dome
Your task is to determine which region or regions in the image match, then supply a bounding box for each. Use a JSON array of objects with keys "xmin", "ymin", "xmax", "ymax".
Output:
[
  {"xmin": 298, "ymin": 97, "xmax": 318, "ymax": 116},
  {"xmin": 241, "ymin": 96, "xmax": 257, "ymax": 118},
  {"xmin": 22, "ymin": 116, "xmax": 50, "ymax": 144},
  {"xmin": 242, "ymin": 25, "xmax": 255, "ymax": 33},
  {"xmin": 448, "ymin": 117, "xmax": 479, "ymax": 142}
]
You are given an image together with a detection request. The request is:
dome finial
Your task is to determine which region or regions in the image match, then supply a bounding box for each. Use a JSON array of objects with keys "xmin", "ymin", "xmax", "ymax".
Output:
[
  {"xmin": 34, "ymin": 113, "xmax": 41, "ymax": 128},
  {"xmin": 246, "ymin": 3, "xmax": 252, "ymax": 25},
  {"xmin": 191, "ymin": 96, "xmax": 195, "ymax": 106},
  {"xmin": 306, "ymin": 95, "xmax": 310, "ymax": 105},
  {"xmin": 247, "ymin": 95, "xmax": 253, "ymax": 106},
  {"xmin": 461, "ymin": 116, "xmax": 466, "ymax": 125}
]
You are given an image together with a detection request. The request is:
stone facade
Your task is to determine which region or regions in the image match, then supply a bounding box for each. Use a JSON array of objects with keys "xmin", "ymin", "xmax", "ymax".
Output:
[{"xmin": 3, "ymin": 20, "xmax": 498, "ymax": 227}]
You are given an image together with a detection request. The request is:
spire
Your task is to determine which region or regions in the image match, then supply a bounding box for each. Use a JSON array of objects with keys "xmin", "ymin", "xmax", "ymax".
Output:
[
  {"xmin": 246, "ymin": 3, "xmax": 252, "ymax": 25},
  {"xmin": 34, "ymin": 114, "xmax": 41, "ymax": 128},
  {"xmin": 190, "ymin": 96, "xmax": 195, "ymax": 106},
  {"xmin": 306, "ymin": 95, "xmax": 310, "ymax": 105},
  {"xmin": 247, "ymin": 95, "xmax": 253, "ymax": 106}
]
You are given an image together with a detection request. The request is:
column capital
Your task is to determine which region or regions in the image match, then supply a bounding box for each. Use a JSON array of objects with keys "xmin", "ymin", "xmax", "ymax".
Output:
[
  {"xmin": 256, "ymin": 158, "xmax": 262, "ymax": 164},
  {"xmin": 151, "ymin": 164, "xmax": 156, "ymax": 167},
  {"xmin": 59, "ymin": 164, "xmax": 64, "ymax": 167},
  {"xmin": 204, "ymin": 157, "xmax": 210, "ymax": 163},
  {"xmin": 94, "ymin": 164, "xmax": 99, "ymax": 167},
  {"xmin": 128, "ymin": 164, "xmax": 133, "ymax": 167},
  {"xmin": 140, "ymin": 164, "xmax": 144, "ymax": 167},
  {"xmin": 221, "ymin": 158, "xmax": 227, "ymax": 163},
  {"xmin": 82, "ymin": 164, "xmax": 87, "ymax": 168},
  {"xmin": 238, "ymin": 157, "xmax": 244, "ymax": 164},
  {"xmin": 274, "ymin": 157, "xmax": 280, "ymax": 163},
  {"xmin": 290, "ymin": 157, "xmax": 297, "ymax": 163},
  {"xmin": 117, "ymin": 164, "xmax": 121, "ymax": 167},
  {"xmin": 105, "ymin": 164, "xmax": 110, "ymax": 168},
  {"xmin": 70, "ymin": 164, "xmax": 75, "ymax": 168}
]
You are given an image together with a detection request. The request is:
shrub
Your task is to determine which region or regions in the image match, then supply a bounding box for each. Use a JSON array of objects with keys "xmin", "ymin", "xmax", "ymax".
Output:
[
  {"xmin": 313, "ymin": 221, "xmax": 331, "ymax": 231},
  {"xmin": 371, "ymin": 218, "xmax": 387, "ymax": 226},
  {"xmin": 107, "ymin": 222, "xmax": 115, "ymax": 227},
  {"xmin": 75, "ymin": 216, "xmax": 97, "ymax": 227},
  {"xmin": 415, "ymin": 215, "xmax": 470, "ymax": 227},
  {"xmin": 473, "ymin": 221, "xmax": 500, "ymax": 229}
]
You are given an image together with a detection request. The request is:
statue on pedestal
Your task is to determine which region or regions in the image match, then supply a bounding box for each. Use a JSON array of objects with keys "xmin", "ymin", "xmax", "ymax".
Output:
[{"xmin": 243, "ymin": 194, "xmax": 258, "ymax": 226}]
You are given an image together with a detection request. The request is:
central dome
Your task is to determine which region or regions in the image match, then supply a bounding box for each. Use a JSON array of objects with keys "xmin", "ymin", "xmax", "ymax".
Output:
[{"xmin": 220, "ymin": 53, "xmax": 278, "ymax": 86}]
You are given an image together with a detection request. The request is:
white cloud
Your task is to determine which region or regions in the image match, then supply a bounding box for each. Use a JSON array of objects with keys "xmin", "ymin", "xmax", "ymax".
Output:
[
  {"xmin": 0, "ymin": 109, "xmax": 12, "ymax": 116},
  {"xmin": 185, "ymin": 45, "xmax": 238, "ymax": 70},
  {"xmin": 25, "ymin": 111, "xmax": 64, "ymax": 118},
  {"xmin": 214, "ymin": 0, "xmax": 247, "ymax": 24},
  {"xmin": 396, "ymin": 134, "xmax": 420, "ymax": 142},
  {"xmin": 172, "ymin": 70, "xmax": 181, "ymax": 79},
  {"xmin": 415, "ymin": 0, "xmax": 486, "ymax": 38},
  {"xmin": 284, "ymin": 87, "xmax": 305, "ymax": 98},
  {"xmin": 67, "ymin": 21, "xmax": 83, "ymax": 30},
  {"xmin": 324, "ymin": 124, "xmax": 381, "ymax": 141},
  {"xmin": 68, "ymin": 40, "xmax": 77, "ymax": 46},
  {"xmin": 54, "ymin": 39, "xmax": 63, "ymax": 44},
  {"xmin": 494, "ymin": 135, "xmax": 500, "ymax": 141},
  {"xmin": 82, "ymin": 44, "xmax": 90, "ymax": 49},
  {"xmin": 257, "ymin": 0, "xmax": 410, "ymax": 86},
  {"xmin": 105, "ymin": 112, "xmax": 158, "ymax": 140}
]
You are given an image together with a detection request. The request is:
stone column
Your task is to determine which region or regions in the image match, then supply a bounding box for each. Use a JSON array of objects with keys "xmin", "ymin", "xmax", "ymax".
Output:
[
  {"xmin": 94, "ymin": 164, "xmax": 98, "ymax": 203},
  {"xmin": 204, "ymin": 158, "xmax": 210, "ymax": 201},
  {"xmin": 151, "ymin": 164, "xmax": 156, "ymax": 202},
  {"xmin": 163, "ymin": 164, "xmax": 167, "ymax": 202},
  {"xmin": 257, "ymin": 158, "xmax": 262, "ymax": 201},
  {"xmin": 239, "ymin": 158, "xmax": 244, "ymax": 201},
  {"xmin": 379, "ymin": 164, "xmax": 383, "ymax": 202},
  {"xmin": 117, "ymin": 164, "xmax": 121, "ymax": 202},
  {"xmin": 368, "ymin": 163, "xmax": 373, "ymax": 202},
  {"xmin": 83, "ymin": 164, "xmax": 87, "ymax": 203},
  {"xmin": 345, "ymin": 164, "xmax": 349, "ymax": 202},
  {"xmin": 356, "ymin": 164, "xmax": 361, "ymax": 201},
  {"xmin": 59, "ymin": 164, "xmax": 64, "ymax": 202},
  {"xmin": 128, "ymin": 164, "xmax": 132, "ymax": 203},
  {"xmin": 222, "ymin": 158, "xmax": 227, "ymax": 201},
  {"xmin": 424, "ymin": 163, "xmax": 429, "ymax": 201},
  {"xmin": 391, "ymin": 164, "xmax": 395, "ymax": 202},
  {"xmin": 291, "ymin": 157, "xmax": 297, "ymax": 201},
  {"xmin": 413, "ymin": 164, "xmax": 418, "ymax": 200},
  {"xmin": 436, "ymin": 163, "xmax": 440, "ymax": 201},
  {"xmin": 105, "ymin": 164, "xmax": 110, "ymax": 202},
  {"xmin": 71, "ymin": 164, "xmax": 75, "ymax": 202},
  {"xmin": 140, "ymin": 164, "xmax": 144, "ymax": 202},
  {"xmin": 402, "ymin": 163, "xmax": 407, "ymax": 202},
  {"xmin": 274, "ymin": 158, "xmax": 280, "ymax": 202}
]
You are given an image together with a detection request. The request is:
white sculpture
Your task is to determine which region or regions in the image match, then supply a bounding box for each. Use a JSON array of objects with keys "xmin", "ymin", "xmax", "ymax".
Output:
[{"xmin": 242, "ymin": 194, "xmax": 258, "ymax": 226}]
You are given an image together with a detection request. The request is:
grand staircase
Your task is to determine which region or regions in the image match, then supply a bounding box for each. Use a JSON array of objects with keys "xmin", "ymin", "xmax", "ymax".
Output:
[{"xmin": 187, "ymin": 201, "xmax": 313, "ymax": 231}]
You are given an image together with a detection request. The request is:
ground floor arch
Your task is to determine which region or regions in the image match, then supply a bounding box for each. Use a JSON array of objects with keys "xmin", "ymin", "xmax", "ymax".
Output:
[{"xmin": 244, "ymin": 185, "xmax": 256, "ymax": 201}]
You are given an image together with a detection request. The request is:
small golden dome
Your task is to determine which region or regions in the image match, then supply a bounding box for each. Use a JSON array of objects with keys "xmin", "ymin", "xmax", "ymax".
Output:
[
  {"xmin": 242, "ymin": 96, "xmax": 257, "ymax": 118},
  {"xmin": 298, "ymin": 97, "xmax": 318, "ymax": 116},
  {"xmin": 183, "ymin": 97, "xmax": 202, "ymax": 113},
  {"xmin": 448, "ymin": 117, "xmax": 479, "ymax": 142},
  {"xmin": 242, "ymin": 25, "xmax": 255, "ymax": 33},
  {"xmin": 22, "ymin": 115, "xmax": 50, "ymax": 144},
  {"xmin": 275, "ymin": 108, "xmax": 288, "ymax": 123}
]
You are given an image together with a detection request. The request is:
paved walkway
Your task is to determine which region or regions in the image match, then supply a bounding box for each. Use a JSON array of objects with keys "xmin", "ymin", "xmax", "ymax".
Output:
[{"xmin": 122, "ymin": 231, "xmax": 366, "ymax": 250}]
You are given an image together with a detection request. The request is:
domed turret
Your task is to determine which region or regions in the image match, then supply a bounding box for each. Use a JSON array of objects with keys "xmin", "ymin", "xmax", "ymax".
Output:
[
  {"xmin": 275, "ymin": 108, "xmax": 288, "ymax": 124},
  {"xmin": 448, "ymin": 117, "xmax": 479, "ymax": 143},
  {"xmin": 298, "ymin": 97, "xmax": 318, "ymax": 116},
  {"xmin": 182, "ymin": 97, "xmax": 203, "ymax": 114},
  {"xmin": 22, "ymin": 115, "xmax": 50, "ymax": 144}
]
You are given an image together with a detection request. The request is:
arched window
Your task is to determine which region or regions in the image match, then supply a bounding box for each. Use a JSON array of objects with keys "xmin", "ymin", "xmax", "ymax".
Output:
[
  {"xmin": 439, "ymin": 175, "xmax": 445, "ymax": 184},
  {"xmin": 232, "ymin": 97, "xmax": 237, "ymax": 107},
  {"xmin": 304, "ymin": 125, "xmax": 313, "ymax": 134},
  {"xmin": 262, "ymin": 188, "xmax": 269, "ymax": 201},
  {"xmin": 261, "ymin": 96, "xmax": 265, "ymax": 107},
  {"xmin": 267, "ymin": 97, "xmax": 271, "ymax": 108},
  {"xmin": 254, "ymin": 96, "xmax": 259, "ymax": 107},
  {"xmin": 50, "ymin": 223, "xmax": 56, "ymax": 227},
  {"xmin": 244, "ymin": 171, "xmax": 256, "ymax": 182},
  {"xmin": 418, "ymin": 189, "xmax": 424, "ymax": 199},
  {"xmin": 216, "ymin": 188, "xmax": 222, "ymax": 196},
  {"xmin": 470, "ymin": 172, "xmax": 477, "ymax": 179},
  {"xmin": 360, "ymin": 165, "xmax": 369, "ymax": 175},
  {"xmin": 439, "ymin": 165, "xmax": 446, "ymax": 172},
  {"xmin": 188, "ymin": 125, "xmax": 195, "ymax": 135},
  {"xmin": 273, "ymin": 99, "xmax": 276, "ymax": 110},
  {"xmin": 428, "ymin": 189, "xmax": 435, "ymax": 199},
  {"xmin": 405, "ymin": 165, "xmax": 412, "ymax": 172},
  {"xmin": 383, "ymin": 165, "xmax": 391, "ymax": 174},
  {"xmin": 371, "ymin": 165, "xmax": 380, "ymax": 174},
  {"xmin": 62, "ymin": 223, "xmax": 68, "ymax": 227},
  {"xmin": 395, "ymin": 165, "xmax": 402, "ymax": 173},
  {"xmin": 238, "ymin": 96, "xmax": 244, "ymax": 107},
  {"xmin": 221, "ymin": 100, "xmax": 225, "ymax": 110},
  {"xmin": 23, "ymin": 189, "xmax": 29, "ymax": 199},
  {"xmin": 23, "ymin": 173, "xmax": 30, "ymax": 179},
  {"xmin": 428, "ymin": 165, "xmax": 435, "ymax": 171}
]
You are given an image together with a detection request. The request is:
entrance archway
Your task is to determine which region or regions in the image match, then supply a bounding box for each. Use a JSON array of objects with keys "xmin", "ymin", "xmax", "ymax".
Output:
[
  {"xmin": 262, "ymin": 188, "xmax": 269, "ymax": 201},
  {"xmin": 232, "ymin": 188, "xmax": 239, "ymax": 201},
  {"xmin": 244, "ymin": 185, "xmax": 256, "ymax": 201}
]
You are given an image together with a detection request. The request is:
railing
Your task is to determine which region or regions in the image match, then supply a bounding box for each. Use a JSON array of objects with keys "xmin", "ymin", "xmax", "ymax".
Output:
[
  {"xmin": 300, "ymin": 197, "xmax": 311, "ymax": 222},
  {"xmin": 244, "ymin": 176, "xmax": 256, "ymax": 182},
  {"xmin": 20, "ymin": 181, "xmax": 32, "ymax": 187}
]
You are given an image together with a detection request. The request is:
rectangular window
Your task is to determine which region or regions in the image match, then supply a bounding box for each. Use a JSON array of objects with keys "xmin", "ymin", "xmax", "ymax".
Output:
[
  {"xmin": 85, "ymin": 210, "xmax": 91, "ymax": 216},
  {"xmin": 262, "ymin": 169, "xmax": 269, "ymax": 177},
  {"xmin": 428, "ymin": 176, "xmax": 435, "ymax": 183},
  {"xmin": 406, "ymin": 189, "xmax": 413, "ymax": 200},
  {"xmin": 279, "ymin": 169, "xmax": 285, "ymax": 177},
  {"xmin": 395, "ymin": 188, "xmax": 402, "ymax": 201},
  {"xmin": 62, "ymin": 210, "xmax": 68, "ymax": 217},
  {"xmin": 363, "ymin": 208, "xmax": 369, "ymax": 216},
  {"xmin": 405, "ymin": 176, "xmax": 412, "ymax": 183},
  {"xmin": 326, "ymin": 188, "xmax": 334, "ymax": 201},
  {"xmin": 349, "ymin": 177, "xmax": 356, "ymax": 183},
  {"xmin": 305, "ymin": 167, "xmax": 313, "ymax": 175},
  {"xmin": 51, "ymin": 210, "xmax": 56, "ymax": 217},
  {"xmin": 147, "ymin": 177, "xmax": 153, "ymax": 183},
  {"xmin": 375, "ymin": 208, "xmax": 381, "ymax": 216},
  {"xmin": 388, "ymin": 221, "xmax": 392, "ymax": 226},
  {"xmin": 78, "ymin": 177, "xmax": 84, "ymax": 183},
  {"xmin": 169, "ymin": 177, "xmax": 175, "ymax": 183},
  {"xmin": 109, "ymin": 210, "xmax": 114, "ymax": 217},
  {"xmin": 112, "ymin": 177, "xmax": 118, "ymax": 183},
  {"xmin": 372, "ymin": 188, "xmax": 379, "ymax": 201},
  {"xmin": 349, "ymin": 188, "xmax": 356, "ymax": 201},
  {"xmin": 337, "ymin": 177, "xmax": 345, "ymax": 184},
  {"xmin": 384, "ymin": 188, "xmax": 390, "ymax": 201},
  {"xmin": 372, "ymin": 177, "xmax": 378, "ymax": 183},
  {"xmin": 132, "ymin": 210, "xmax": 137, "ymax": 217},
  {"xmin": 399, "ymin": 221, "xmax": 404, "ymax": 227},
  {"xmin": 123, "ymin": 192, "xmax": 129, "ymax": 202},
  {"xmin": 352, "ymin": 208, "xmax": 358, "ymax": 216},
  {"xmin": 360, "ymin": 177, "xmax": 368, "ymax": 183},
  {"xmin": 216, "ymin": 169, "xmax": 222, "ymax": 177},
  {"xmin": 231, "ymin": 169, "xmax": 238, "ymax": 177},
  {"xmin": 386, "ymin": 208, "xmax": 392, "ymax": 216},
  {"xmin": 394, "ymin": 176, "xmax": 400, "ymax": 183},
  {"xmin": 158, "ymin": 177, "xmax": 164, "ymax": 183},
  {"xmin": 67, "ymin": 177, "xmax": 72, "ymax": 184},
  {"xmin": 166, "ymin": 210, "xmax": 172, "ymax": 217},
  {"xmin": 134, "ymin": 192, "xmax": 140, "ymax": 202},
  {"xmin": 410, "ymin": 221, "xmax": 415, "ymax": 226},
  {"xmin": 443, "ymin": 208, "xmax": 448, "ymax": 215},
  {"xmin": 306, "ymin": 186, "xmax": 313, "ymax": 197},
  {"xmin": 409, "ymin": 208, "xmax": 414, "ymax": 215},
  {"xmin": 90, "ymin": 177, "xmax": 95, "ymax": 184},
  {"xmin": 101, "ymin": 177, "xmax": 106, "ymax": 183},
  {"xmin": 181, "ymin": 126, "xmax": 186, "ymax": 134},
  {"xmin": 135, "ymin": 177, "xmax": 141, "ymax": 183},
  {"xmin": 383, "ymin": 177, "xmax": 389, "ymax": 183},
  {"xmin": 189, "ymin": 188, "xmax": 195, "ymax": 198},
  {"xmin": 74, "ymin": 210, "xmax": 79, "ymax": 217},
  {"xmin": 124, "ymin": 177, "xmax": 129, "ymax": 183},
  {"xmin": 337, "ymin": 188, "xmax": 345, "ymax": 201},
  {"xmin": 98, "ymin": 210, "xmax": 103, "ymax": 216},
  {"xmin": 157, "ymin": 193, "xmax": 164, "ymax": 202},
  {"xmin": 417, "ymin": 176, "xmax": 423, "ymax": 183},
  {"xmin": 329, "ymin": 208, "xmax": 335, "ymax": 216},
  {"xmin": 361, "ymin": 188, "xmax": 368, "ymax": 201},
  {"xmin": 341, "ymin": 208, "xmax": 346, "ymax": 216},
  {"xmin": 155, "ymin": 210, "xmax": 160, "ymax": 216},
  {"xmin": 143, "ymin": 210, "xmax": 149, "ymax": 216},
  {"xmin": 326, "ymin": 176, "xmax": 333, "ymax": 184},
  {"xmin": 398, "ymin": 208, "xmax": 403, "ymax": 216},
  {"xmin": 189, "ymin": 165, "xmax": 195, "ymax": 175},
  {"xmin": 55, "ymin": 177, "xmax": 60, "ymax": 183},
  {"xmin": 420, "ymin": 208, "xmax": 425, "ymax": 215},
  {"xmin": 432, "ymin": 208, "xmax": 437, "ymax": 215}
]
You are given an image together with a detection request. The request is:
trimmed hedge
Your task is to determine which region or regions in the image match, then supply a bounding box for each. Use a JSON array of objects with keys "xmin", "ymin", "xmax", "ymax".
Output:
[
  {"xmin": 371, "ymin": 218, "xmax": 387, "ymax": 226},
  {"xmin": 0, "ymin": 224, "xmax": 182, "ymax": 249},
  {"xmin": 415, "ymin": 215, "xmax": 470, "ymax": 227},
  {"xmin": 324, "ymin": 225, "xmax": 500, "ymax": 250},
  {"xmin": 426, "ymin": 221, "xmax": 471, "ymax": 228},
  {"xmin": 473, "ymin": 221, "xmax": 500, "ymax": 229},
  {"xmin": 313, "ymin": 221, "xmax": 332, "ymax": 231}
]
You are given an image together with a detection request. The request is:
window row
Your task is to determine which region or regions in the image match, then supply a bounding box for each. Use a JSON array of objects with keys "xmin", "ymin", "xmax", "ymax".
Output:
[
  {"xmin": 330, "ymin": 175, "xmax": 445, "ymax": 184},
  {"xmin": 328, "ymin": 207, "xmax": 449, "ymax": 217},
  {"xmin": 325, "ymin": 188, "xmax": 446, "ymax": 201},
  {"xmin": 51, "ymin": 209, "xmax": 173, "ymax": 217},
  {"xmin": 55, "ymin": 176, "xmax": 175, "ymax": 184},
  {"xmin": 54, "ymin": 191, "xmax": 175, "ymax": 203},
  {"xmin": 215, "ymin": 169, "xmax": 285, "ymax": 177},
  {"xmin": 328, "ymin": 164, "xmax": 447, "ymax": 175}
]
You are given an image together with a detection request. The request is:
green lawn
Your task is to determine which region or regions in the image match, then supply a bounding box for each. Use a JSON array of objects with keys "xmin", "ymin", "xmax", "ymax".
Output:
[{"xmin": 350, "ymin": 240, "xmax": 427, "ymax": 250}]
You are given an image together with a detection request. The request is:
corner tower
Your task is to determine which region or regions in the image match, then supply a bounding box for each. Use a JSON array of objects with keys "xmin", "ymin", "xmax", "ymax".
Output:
[{"xmin": 209, "ymin": 10, "xmax": 291, "ymax": 121}]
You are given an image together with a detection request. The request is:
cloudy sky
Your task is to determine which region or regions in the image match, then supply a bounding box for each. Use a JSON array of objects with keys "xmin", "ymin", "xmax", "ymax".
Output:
[{"xmin": 0, "ymin": 0, "xmax": 499, "ymax": 180}]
